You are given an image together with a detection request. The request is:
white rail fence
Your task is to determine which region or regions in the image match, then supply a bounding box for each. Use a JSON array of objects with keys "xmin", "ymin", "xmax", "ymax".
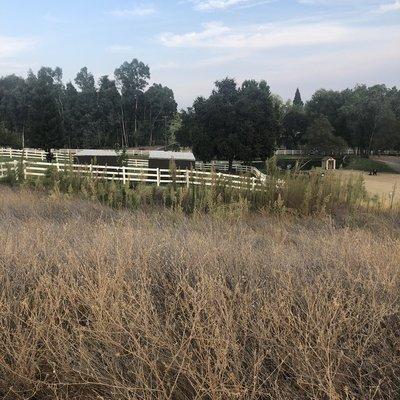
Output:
[
  {"xmin": 0, "ymin": 160, "xmax": 264, "ymax": 190},
  {"xmin": 195, "ymin": 161, "xmax": 267, "ymax": 182},
  {"xmin": 0, "ymin": 147, "xmax": 72, "ymax": 162},
  {"xmin": 0, "ymin": 148, "xmax": 151, "ymax": 168}
]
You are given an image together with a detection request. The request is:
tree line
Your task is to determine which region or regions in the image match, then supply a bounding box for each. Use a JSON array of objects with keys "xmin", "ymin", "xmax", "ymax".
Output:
[
  {"xmin": 178, "ymin": 81, "xmax": 400, "ymax": 164},
  {"xmin": 0, "ymin": 59, "xmax": 177, "ymax": 150},
  {"xmin": 1, "ymin": 58, "xmax": 399, "ymax": 163},
  {"xmin": 282, "ymin": 85, "xmax": 400, "ymax": 156}
]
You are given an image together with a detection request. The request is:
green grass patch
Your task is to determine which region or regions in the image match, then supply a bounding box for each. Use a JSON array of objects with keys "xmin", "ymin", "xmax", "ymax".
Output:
[{"xmin": 344, "ymin": 157, "xmax": 396, "ymax": 173}]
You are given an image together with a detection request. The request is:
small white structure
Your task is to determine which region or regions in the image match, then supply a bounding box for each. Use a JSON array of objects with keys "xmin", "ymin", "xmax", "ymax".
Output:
[{"xmin": 322, "ymin": 156, "xmax": 336, "ymax": 170}]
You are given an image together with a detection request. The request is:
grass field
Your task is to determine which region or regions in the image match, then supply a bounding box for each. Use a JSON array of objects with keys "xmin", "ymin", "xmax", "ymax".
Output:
[{"xmin": 0, "ymin": 186, "xmax": 399, "ymax": 399}]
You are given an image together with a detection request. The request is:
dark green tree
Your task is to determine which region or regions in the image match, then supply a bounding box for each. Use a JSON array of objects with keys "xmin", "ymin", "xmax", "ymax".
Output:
[
  {"xmin": 341, "ymin": 85, "xmax": 390, "ymax": 155},
  {"xmin": 97, "ymin": 76, "xmax": 123, "ymax": 147},
  {"xmin": 143, "ymin": 84, "xmax": 177, "ymax": 146},
  {"xmin": 306, "ymin": 89, "xmax": 350, "ymax": 144},
  {"xmin": 293, "ymin": 88, "xmax": 303, "ymax": 107},
  {"xmin": 179, "ymin": 78, "xmax": 279, "ymax": 168},
  {"xmin": 24, "ymin": 67, "xmax": 64, "ymax": 150},
  {"xmin": 73, "ymin": 67, "xmax": 98, "ymax": 147},
  {"xmin": 304, "ymin": 116, "xmax": 347, "ymax": 155},
  {"xmin": 114, "ymin": 59, "xmax": 150, "ymax": 146},
  {"xmin": 282, "ymin": 108, "xmax": 309, "ymax": 148}
]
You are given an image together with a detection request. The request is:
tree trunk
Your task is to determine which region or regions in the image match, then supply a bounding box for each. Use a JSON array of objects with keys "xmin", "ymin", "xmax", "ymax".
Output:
[
  {"xmin": 134, "ymin": 95, "xmax": 138, "ymax": 147},
  {"xmin": 149, "ymin": 109, "xmax": 153, "ymax": 146}
]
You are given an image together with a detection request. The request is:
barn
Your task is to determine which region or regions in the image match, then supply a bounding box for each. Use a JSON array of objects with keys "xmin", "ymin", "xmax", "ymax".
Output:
[
  {"xmin": 148, "ymin": 151, "xmax": 195, "ymax": 170},
  {"xmin": 75, "ymin": 150, "xmax": 120, "ymax": 166}
]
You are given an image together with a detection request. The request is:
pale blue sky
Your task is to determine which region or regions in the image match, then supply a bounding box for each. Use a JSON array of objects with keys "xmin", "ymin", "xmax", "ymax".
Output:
[{"xmin": 0, "ymin": 0, "xmax": 399, "ymax": 107}]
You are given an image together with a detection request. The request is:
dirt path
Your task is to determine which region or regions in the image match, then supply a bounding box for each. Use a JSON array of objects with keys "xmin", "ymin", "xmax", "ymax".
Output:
[{"xmin": 371, "ymin": 156, "xmax": 400, "ymax": 173}]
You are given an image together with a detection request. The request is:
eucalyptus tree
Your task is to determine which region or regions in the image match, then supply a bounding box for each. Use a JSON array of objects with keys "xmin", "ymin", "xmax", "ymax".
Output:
[
  {"xmin": 114, "ymin": 59, "xmax": 150, "ymax": 146},
  {"xmin": 143, "ymin": 84, "xmax": 177, "ymax": 146}
]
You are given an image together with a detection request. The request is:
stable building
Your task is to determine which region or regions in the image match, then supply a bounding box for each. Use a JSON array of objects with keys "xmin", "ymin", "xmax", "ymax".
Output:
[
  {"xmin": 148, "ymin": 151, "xmax": 195, "ymax": 170},
  {"xmin": 75, "ymin": 149, "xmax": 120, "ymax": 166}
]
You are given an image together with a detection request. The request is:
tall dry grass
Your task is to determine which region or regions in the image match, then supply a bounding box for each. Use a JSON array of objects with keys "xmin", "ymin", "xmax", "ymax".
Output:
[{"xmin": 0, "ymin": 187, "xmax": 399, "ymax": 399}]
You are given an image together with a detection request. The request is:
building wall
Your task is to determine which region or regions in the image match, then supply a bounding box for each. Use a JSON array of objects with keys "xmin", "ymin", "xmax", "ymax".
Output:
[
  {"xmin": 75, "ymin": 155, "xmax": 120, "ymax": 166},
  {"xmin": 148, "ymin": 159, "xmax": 194, "ymax": 169}
]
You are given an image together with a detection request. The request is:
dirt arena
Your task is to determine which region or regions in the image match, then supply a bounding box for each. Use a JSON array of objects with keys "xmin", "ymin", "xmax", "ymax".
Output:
[{"xmin": 339, "ymin": 170, "xmax": 400, "ymax": 203}]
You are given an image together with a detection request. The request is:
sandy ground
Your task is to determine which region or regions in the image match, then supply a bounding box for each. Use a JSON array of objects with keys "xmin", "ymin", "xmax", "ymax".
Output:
[{"xmin": 339, "ymin": 170, "xmax": 400, "ymax": 202}]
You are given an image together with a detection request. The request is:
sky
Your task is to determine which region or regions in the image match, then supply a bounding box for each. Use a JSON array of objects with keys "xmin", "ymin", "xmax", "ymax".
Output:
[{"xmin": 0, "ymin": 0, "xmax": 399, "ymax": 108}]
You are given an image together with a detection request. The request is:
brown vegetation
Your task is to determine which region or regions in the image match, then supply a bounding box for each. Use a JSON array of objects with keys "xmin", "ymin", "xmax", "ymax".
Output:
[{"xmin": 0, "ymin": 187, "xmax": 399, "ymax": 399}]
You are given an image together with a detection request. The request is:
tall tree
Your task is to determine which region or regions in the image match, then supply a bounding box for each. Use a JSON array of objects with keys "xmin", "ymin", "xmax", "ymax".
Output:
[
  {"xmin": 282, "ymin": 108, "xmax": 309, "ymax": 148},
  {"xmin": 304, "ymin": 116, "xmax": 347, "ymax": 155},
  {"xmin": 97, "ymin": 76, "xmax": 122, "ymax": 147},
  {"xmin": 143, "ymin": 84, "xmax": 177, "ymax": 146},
  {"xmin": 75, "ymin": 67, "xmax": 96, "ymax": 93},
  {"xmin": 179, "ymin": 78, "xmax": 279, "ymax": 168},
  {"xmin": 306, "ymin": 89, "xmax": 350, "ymax": 144},
  {"xmin": 114, "ymin": 59, "xmax": 150, "ymax": 146},
  {"xmin": 24, "ymin": 67, "xmax": 64, "ymax": 149},
  {"xmin": 72, "ymin": 67, "xmax": 98, "ymax": 147},
  {"xmin": 341, "ymin": 85, "xmax": 389, "ymax": 154},
  {"xmin": 293, "ymin": 88, "xmax": 304, "ymax": 107}
]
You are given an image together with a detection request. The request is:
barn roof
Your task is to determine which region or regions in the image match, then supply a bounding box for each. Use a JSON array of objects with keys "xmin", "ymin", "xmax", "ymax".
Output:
[
  {"xmin": 149, "ymin": 151, "xmax": 195, "ymax": 161},
  {"xmin": 75, "ymin": 149, "xmax": 119, "ymax": 157}
]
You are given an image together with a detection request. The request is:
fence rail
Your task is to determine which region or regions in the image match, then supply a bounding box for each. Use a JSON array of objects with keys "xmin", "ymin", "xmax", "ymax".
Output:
[
  {"xmin": 0, "ymin": 147, "xmax": 72, "ymax": 162},
  {"xmin": 195, "ymin": 161, "xmax": 266, "ymax": 182},
  {"xmin": 0, "ymin": 160, "xmax": 265, "ymax": 190}
]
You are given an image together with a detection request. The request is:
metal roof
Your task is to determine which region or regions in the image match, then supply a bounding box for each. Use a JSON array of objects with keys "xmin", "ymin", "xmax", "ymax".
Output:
[
  {"xmin": 149, "ymin": 150, "xmax": 195, "ymax": 161},
  {"xmin": 75, "ymin": 149, "xmax": 119, "ymax": 157}
]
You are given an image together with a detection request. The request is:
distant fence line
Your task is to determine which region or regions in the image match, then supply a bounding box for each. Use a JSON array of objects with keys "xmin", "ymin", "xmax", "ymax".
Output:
[
  {"xmin": 0, "ymin": 147, "xmax": 72, "ymax": 162},
  {"xmin": 0, "ymin": 159, "xmax": 266, "ymax": 191},
  {"xmin": 0, "ymin": 148, "xmax": 267, "ymax": 182}
]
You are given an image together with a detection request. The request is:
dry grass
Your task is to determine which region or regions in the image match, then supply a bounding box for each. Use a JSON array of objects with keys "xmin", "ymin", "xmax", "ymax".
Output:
[
  {"xmin": 0, "ymin": 187, "xmax": 399, "ymax": 399},
  {"xmin": 339, "ymin": 170, "xmax": 400, "ymax": 205}
]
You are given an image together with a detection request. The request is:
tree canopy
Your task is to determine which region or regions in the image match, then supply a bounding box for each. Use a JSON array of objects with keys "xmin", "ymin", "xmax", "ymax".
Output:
[
  {"xmin": 304, "ymin": 116, "xmax": 348, "ymax": 155},
  {"xmin": 177, "ymin": 78, "xmax": 280, "ymax": 166},
  {"xmin": 0, "ymin": 61, "xmax": 399, "ymax": 158},
  {"xmin": 293, "ymin": 88, "xmax": 304, "ymax": 107},
  {"xmin": 0, "ymin": 59, "xmax": 177, "ymax": 149}
]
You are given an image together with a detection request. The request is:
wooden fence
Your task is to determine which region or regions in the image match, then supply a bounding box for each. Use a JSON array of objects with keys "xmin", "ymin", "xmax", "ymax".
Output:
[{"xmin": 0, "ymin": 160, "xmax": 264, "ymax": 190}]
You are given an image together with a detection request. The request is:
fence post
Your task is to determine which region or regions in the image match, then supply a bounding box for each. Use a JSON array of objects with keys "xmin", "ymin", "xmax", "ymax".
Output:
[
  {"xmin": 157, "ymin": 168, "xmax": 161, "ymax": 186},
  {"xmin": 13, "ymin": 160, "xmax": 18, "ymax": 181},
  {"xmin": 23, "ymin": 160, "xmax": 27, "ymax": 180},
  {"xmin": 9, "ymin": 148, "xmax": 12, "ymax": 158},
  {"xmin": 56, "ymin": 162, "xmax": 60, "ymax": 172},
  {"xmin": 252, "ymin": 177, "xmax": 255, "ymax": 191},
  {"xmin": 122, "ymin": 166, "xmax": 126, "ymax": 185},
  {"xmin": 186, "ymin": 169, "xmax": 190, "ymax": 188}
]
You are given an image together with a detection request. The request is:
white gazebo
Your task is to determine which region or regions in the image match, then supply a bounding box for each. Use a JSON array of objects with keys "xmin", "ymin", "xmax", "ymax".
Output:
[{"xmin": 322, "ymin": 157, "xmax": 336, "ymax": 170}]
